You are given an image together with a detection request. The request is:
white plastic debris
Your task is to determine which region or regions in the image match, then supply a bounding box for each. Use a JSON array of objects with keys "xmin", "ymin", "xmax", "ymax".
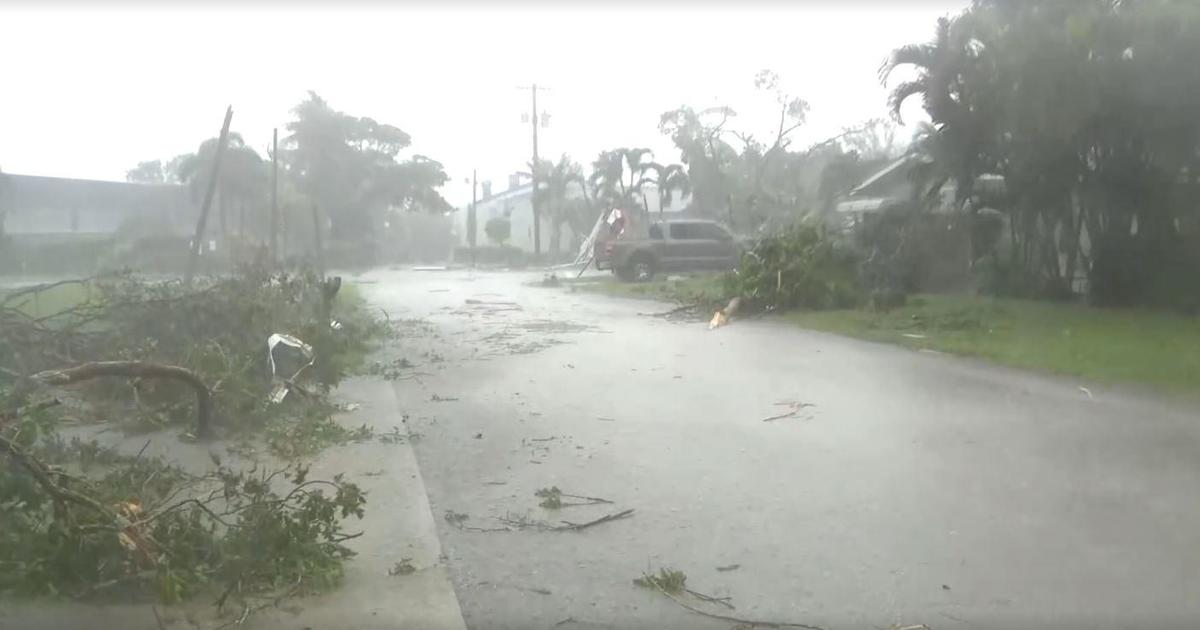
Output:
[
  {"xmin": 268, "ymin": 382, "xmax": 289, "ymax": 404},
  {"xmin": 267, "ymin": 333, "xmax": 315, "ymax": 403},
  {"xmin": 330, "ymin": 319, "xmax": 344, "ymax": 330}
]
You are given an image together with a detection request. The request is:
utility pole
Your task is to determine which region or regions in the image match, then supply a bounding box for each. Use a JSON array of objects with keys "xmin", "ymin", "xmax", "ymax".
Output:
[
  {"xmin": 269, "ymin": 128, "xmax": 279, "ymax": 265},
  {"xmin": 468, "ymin": 169, "xmax": 478, "ymax": 267},
  {"xmin": 520, "ymin": 84, "xmax": 547, "ymax": 259}
]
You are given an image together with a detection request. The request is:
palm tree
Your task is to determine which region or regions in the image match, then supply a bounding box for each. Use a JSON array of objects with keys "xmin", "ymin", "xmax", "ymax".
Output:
[
  {"xmin": 882, "ymin": 14, "xmax": 994, "ymax": 270},
  {"xmin": 588, "ymin": 148, "xmax": 653, "ymax": 215},
  {"xmin": 880, "ymin": 14, "xmax": 991, "ymax": 206},
  {"xmin": 640, "ymin": 162, "xmax": 690, "ymax": 219},
  {"xmin": 532, "ymin": 155, "xmax": 587, "ymax": 258}
]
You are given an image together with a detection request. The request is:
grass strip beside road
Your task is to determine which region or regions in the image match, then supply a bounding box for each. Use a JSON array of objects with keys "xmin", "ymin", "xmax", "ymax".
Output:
[
  {"xmin": 788, "ymin": 294, "xmax": 1200, "ymax": 393},
  {"xmin": 573, "ymin": 276, "xmax": 1199, "ymax": 392}
]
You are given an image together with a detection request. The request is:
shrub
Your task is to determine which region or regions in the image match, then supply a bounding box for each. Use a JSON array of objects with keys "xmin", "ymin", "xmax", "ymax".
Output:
[
  {"xmin": 725, "ymin": 221, "xmax": 862, "ymax": 311},
  {"xmin": 485, "ymin": 217, "xmax": 511, "ymax": 246}
]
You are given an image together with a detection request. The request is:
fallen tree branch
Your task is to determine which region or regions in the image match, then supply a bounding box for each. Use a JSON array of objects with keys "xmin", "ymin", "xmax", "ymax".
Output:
[
  {"xmin": 561, "ymin": 493, "xmax": 613, "ymax": 505},
  {"xmin": 0, "ymin": 431, "xmax": 119, "ymax": 522},
  {"xmin": 648, "ymin": 578, "xmax": 827, "ymax": 630},
  {"xmin": 638, "ymin": 304, "xmax": 699, "ymax": 318},
  {"xmin": 761, "ymin": 402, "xmax": 815, "ymax": 423},
  {"xmin": 557, "ymin": 508, "xmax": 634, "ymax": 531},
  {"xmin": 0, "ymin": 276, "xmax": 97, "ymax": 308},
  {"xmin": 685, "ymin": 588, "xmax": 735, "ymax": 610},
  {"xmin": 32, "ymin": 361, "xmax": 213, "ymax": 437},
  {"xmin": 492, "ymin": 508, "xmax": 634, "ymax": 532}
]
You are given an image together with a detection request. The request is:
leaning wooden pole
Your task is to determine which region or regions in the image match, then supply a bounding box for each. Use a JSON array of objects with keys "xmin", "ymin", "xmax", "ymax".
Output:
[
  {"xmin": 269, "ymin": 127, "xmax": 279, "ymax": 265},
  {"xmin": 183, "ymin": 106, "xmax": 234, "ymax": 286}
]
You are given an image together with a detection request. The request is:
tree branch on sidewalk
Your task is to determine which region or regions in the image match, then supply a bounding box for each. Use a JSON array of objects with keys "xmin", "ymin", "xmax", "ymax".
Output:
[{"xmin": 32, "ymin": 361, "xmax": 213, "ymax": 437}]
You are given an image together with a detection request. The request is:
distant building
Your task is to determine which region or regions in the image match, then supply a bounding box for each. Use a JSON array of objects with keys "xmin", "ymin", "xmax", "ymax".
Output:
[
  {"xmin": 834, "ymin": 155, "xmax": 1004, "ymax": 223},
  {"xmin": 451, "ymin": 173, "xmax": 689, "ymax": 254},
  {"xmin": 1, "ymin": 173, "xmax": 196, "ymax": 242},
  {"xmin": 833, "ymin": 155, "xmax": 1008, "ymax": 292}
]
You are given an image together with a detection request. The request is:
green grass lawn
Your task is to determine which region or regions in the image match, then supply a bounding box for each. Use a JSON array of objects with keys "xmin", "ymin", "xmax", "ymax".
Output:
[
  {"xmin": 788, "ymin": 294, "xmax": 1200, "ymax": 393},
  {"xmin": 568, "ymin": 277, "xmax": 1199, "ymax": 392},
  {"xmin": 4, "ymin": 277, "xmax": 369, "ymax": 329},
  {"xmin": 1, "ymin": 280, "xmax": 97, "ymax": 320}
]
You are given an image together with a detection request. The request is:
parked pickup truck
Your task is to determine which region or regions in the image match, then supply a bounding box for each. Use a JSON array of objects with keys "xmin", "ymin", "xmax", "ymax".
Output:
[{"xmin": 596, "ymin": 219, "xmax": 740, "ymax": 281}]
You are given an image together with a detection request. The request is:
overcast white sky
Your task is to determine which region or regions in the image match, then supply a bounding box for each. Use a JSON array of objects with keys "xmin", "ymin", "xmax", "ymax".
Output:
[{"xmin": 0, "ymin": 1, "xmax": 966, "ymax": 206}]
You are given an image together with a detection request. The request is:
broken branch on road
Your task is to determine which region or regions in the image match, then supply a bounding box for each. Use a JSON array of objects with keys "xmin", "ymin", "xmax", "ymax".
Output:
[
  {"xmin": 686, "ymin": 588, "xmax": 735, "ymax": 610},
  {"xmin": 557, "ymin": 508, "xmax": 634, "ymax": 530},
  {"xmin": 761, "ymin": 401, "xmax": 816, "ymax": 423},
  {"xmin": 636, "ymin": 568, "xmax": 827, "ymax": 630},
  {"xmin": 536, "ymin": 486, "xmax": 614, "ymax": 509},
  {"xmin": 638, "ymin": 304, "xmax": 700, "ymax": 318},
  {"xmin": 480, "ymin": 508, "xmax": 634, "ymax": 532}
]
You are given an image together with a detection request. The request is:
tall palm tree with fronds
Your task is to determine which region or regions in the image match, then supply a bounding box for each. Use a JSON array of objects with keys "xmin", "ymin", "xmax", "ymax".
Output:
[
  {"xmin": 588, "ymin": 148, "xmax": 653, "ymax": 214},
  {"xmin": 882, "ymin": 17, "xmax": 958, "ymax": 126},
  {"xmin": 640, "ymin": 162, "xmax": 690, "ymax": 219},
  {"xmin": 880, "ymin": 14, "xmax": 992, "ymax": 206},
  {"xmin": 882, "ymin": 13, "xmax": 996, "ymax": 270},
  {"xmin": 532, "ymin": 155, "xmax": 588, "ymax": 257}
]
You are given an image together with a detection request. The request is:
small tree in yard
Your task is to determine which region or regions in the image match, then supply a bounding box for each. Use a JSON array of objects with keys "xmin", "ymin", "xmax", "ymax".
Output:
[{"xmin": 485, "ymin": 217, "xmax": 511, "ymax": 246}]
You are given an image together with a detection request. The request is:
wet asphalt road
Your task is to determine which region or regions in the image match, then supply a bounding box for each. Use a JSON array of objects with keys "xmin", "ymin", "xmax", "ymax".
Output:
[{"xmin": 357, "ymin": 267, "xmax": 1200, "ymax": 630}]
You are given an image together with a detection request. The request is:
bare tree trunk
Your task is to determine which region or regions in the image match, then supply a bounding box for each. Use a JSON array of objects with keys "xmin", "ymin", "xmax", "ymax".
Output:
[
  {"xmin": 270, "ymin": 128, "xmax": 279, "ymax": 266},
  {"xmin": 1064, "ymin": 191, "xmax": 1084, "ymax": 295},
  {"xmin": 311, "ymin": 203, "xmax": 325, "ymax": 280}
]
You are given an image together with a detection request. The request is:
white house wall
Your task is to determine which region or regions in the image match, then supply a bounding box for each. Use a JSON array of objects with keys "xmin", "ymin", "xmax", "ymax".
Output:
[{"xmin": 451, "ymin": 181, "xmax": 690, "ymax": 253}]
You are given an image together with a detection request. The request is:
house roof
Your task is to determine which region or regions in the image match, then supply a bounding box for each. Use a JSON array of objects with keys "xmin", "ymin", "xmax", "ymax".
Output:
[
  {"xmin": 835, "ymin": 197, "xmax": 891, "ymax": 214},
  {"xmin": 848, "ymin": 155, "xmax": 919, "ymax": 197}
]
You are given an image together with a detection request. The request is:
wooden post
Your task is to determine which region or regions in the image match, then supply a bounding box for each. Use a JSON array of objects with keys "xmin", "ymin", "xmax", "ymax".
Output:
[
  {"xmin": 468, "ymin": 169, "xmax": 477, "ymax": 267},
  {"xmin": 311, "ymin": 202, "xmax": 325, "ymax": 279},
  {"xmin": 184, "ymin": 106, "xmax": 234, "ymax": 286},
  {"xmin": 269, "ymin": 128, "xmax": 279, "ymax": 265},
  {"xmin": 530, "ymin": 85, "xmax": 541, "ymax": 259}
]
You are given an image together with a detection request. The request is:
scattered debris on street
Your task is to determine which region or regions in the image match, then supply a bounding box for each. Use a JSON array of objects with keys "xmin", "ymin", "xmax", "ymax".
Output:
[{"xmin": 761, "ymin": 400, "xmax": 817, "ymax": 422}]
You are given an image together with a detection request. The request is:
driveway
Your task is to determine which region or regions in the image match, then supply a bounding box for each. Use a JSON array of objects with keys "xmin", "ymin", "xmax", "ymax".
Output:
[{"xmin": 357, "ymin": 267, "xmax": 1200, "ymax": 630}]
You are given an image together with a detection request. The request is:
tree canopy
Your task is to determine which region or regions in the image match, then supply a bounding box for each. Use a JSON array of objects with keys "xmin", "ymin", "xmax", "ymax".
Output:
[
  {"xmin": 282, "ymin": 91, "xmax": 450, "ymax": 239},
  {"xmin": 884, "ymin": 0, "xmax": 1200, "ymax": 307}
]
